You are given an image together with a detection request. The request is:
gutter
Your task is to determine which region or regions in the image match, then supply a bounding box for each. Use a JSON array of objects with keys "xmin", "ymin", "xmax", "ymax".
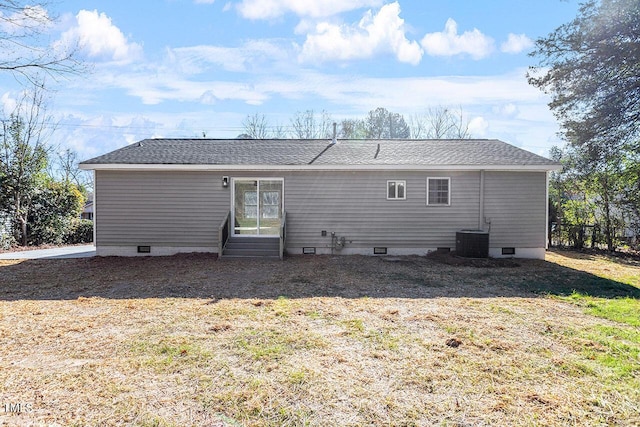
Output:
[{"xmin": 79, "ymin": 163, "xmax": 562, "ymax": 172}]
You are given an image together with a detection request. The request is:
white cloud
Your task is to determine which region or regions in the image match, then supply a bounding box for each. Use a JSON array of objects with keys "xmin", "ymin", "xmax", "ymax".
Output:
[
  {"xmin": 236, "ymin": 0, "xmax": 382, "ymax": 19},
  {"xmin": 493, "ymin": 103, "xmax": 519, "ymax": 117},
  {"xmin": 60, "ymin": 39, "xmax": 293, "ymax": 107},
  {"xmin": 103, "ymin": 69, "xmax": 269, "ymax": 106},
  {"xmin": 167, "ymin": 46, "xmax": 251, "ymax": 74},
  {"xmin": 194, "ymin": 0, "xmax": 216, "ymax": 4},
  {"xmin": 56, "ymin": 10, "xmax": 143, "ymax": 64},
  {"xmin": 421, "ymin": 18, "xmax": 494, "ymax": 59},
  {"xmin": 500, "ymin": 33, "xmax": 533, "ymax": 54},
  {"xmin": 1, "ymin": 92, "xmax": 17, "ymax": 116},
  {"xmin": 167, "ymin": 40, "xmax": 290, "ymax": 74},
  {"xmin": 468, "ymin": 116, "xmax": 489, "ymax": 137},
  {"xmin": 53, "ymin": 113, "xmax": 168, "ymax": 159},
  {"xmin": 281, "ymin": 69, "xmax": 546, "ymax": 113},
  {"xmin": 294, "ymin": 19, "xmax": 315, "ymax": 35},
  {"xmin": 299, "ymin": 2, "xmax": 422, "ymax": 65}
]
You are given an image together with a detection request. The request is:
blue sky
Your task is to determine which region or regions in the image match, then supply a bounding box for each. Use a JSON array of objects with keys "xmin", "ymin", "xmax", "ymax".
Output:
[{"xmin": 0, "ymin": 0, "xmax": 581, "ymax": 161}]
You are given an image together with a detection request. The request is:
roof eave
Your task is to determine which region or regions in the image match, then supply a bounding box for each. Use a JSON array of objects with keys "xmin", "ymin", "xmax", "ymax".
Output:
[{"xmin": 80, "ymin": 163, "xmax": 561, "ymax": 172}]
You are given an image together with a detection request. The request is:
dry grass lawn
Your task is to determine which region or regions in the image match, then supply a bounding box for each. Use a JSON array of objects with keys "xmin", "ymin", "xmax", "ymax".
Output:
[{"xmin": 0, "ymin": 250, "xmax": 638, "ymax": 426}]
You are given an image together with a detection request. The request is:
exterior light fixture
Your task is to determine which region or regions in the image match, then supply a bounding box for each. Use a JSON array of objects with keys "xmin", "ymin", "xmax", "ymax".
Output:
[{"xmin": 222, "ymin": 176, "xmax": 229, "ymax": 188}]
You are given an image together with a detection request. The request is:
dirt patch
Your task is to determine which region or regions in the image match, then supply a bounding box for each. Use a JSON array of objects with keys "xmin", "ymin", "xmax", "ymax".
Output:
[
  {"xmin": 0, "ymin": 251, "xmax": 638, "ymax": 426},
  {"xmin": 0, "ymin": 253, "xmax": 536, "ymax": 301},
  {"xmin": 426, "ymin": 250, "xmax": 522, "ymax": 267}
]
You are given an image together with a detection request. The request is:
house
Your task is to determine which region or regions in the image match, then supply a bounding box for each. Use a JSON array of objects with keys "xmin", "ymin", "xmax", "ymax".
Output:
[
  {"xmin": 79, "ymin": 138, "xmax": 560, "ymax": 259},
  {"xmin": 81, "ymin": 193, "xmax": 94, "ymax": 220}
]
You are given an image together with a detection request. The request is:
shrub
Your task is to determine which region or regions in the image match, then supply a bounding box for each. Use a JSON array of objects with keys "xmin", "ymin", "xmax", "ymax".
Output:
[
  {"xmin": 0, "ymin": 232, "xmax": 16, "ymax": 250},
  {"xmin": 27, "ymin": 181, "xmax": 85, "ymax": 246},
  {"xmin": 65, "ymin": 219, "xmax": 93, "ymax": 244}
]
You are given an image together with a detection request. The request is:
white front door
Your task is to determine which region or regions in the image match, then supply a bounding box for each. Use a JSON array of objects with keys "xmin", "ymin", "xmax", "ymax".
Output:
[{"xmin": 232, "ymin": 178, "xmax": 283, "ymax": 236}]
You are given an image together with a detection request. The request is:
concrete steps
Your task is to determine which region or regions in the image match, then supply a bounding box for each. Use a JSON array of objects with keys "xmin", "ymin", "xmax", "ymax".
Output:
[{"xmin": 222, "ymin": 237, "xmax": 280, "ymax": 258}]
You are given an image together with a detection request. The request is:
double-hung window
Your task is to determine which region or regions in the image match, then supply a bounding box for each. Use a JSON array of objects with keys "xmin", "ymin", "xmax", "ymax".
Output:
[
  {"xmin": 427, "ymin": 177, "xmax": 450, "ymax": 206},
  {"xmin": 387, "ymin": 180, "xmax": 406, "ymax": 200}
]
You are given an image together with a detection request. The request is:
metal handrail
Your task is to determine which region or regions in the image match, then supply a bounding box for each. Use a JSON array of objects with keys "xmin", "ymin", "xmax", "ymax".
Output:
[
  {"xmin": 218, "ymin": 211, "xmax": 231, "ymax": 257},
  {"xmin": 279, "ymin": 211, "xmax": 287, "ymax": 260}
]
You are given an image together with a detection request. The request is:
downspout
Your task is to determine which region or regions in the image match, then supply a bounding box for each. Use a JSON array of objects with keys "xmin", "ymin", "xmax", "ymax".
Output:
[
  {"xmin": 92, "ymin": 170, "xmax": 97, "ymax": 246},
  {"xmin": 478, "ymin": 170, "xmax": 485, "ymax": 230},
  {"xmin": 545, "ymin": 171, "xmax": 549, "ymax": 250}
]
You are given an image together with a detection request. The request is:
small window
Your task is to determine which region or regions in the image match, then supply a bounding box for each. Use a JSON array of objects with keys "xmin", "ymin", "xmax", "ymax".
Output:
[
  {"xmin": 427, "ymin": 177, "xmax": 450, "ymax": 206},
  {"xmin": 387, "ymin": 180, "xmax": 406, "ymax": 200}
]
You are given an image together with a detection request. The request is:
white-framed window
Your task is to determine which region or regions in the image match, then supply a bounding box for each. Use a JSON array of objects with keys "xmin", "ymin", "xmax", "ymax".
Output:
[
  {"xmin": 427, "ymin": 177, "xmax": 450, "ymax": 206},
  {"xmin": 387, "ymin": 180, "xmax": 406, "ymax": 200}
]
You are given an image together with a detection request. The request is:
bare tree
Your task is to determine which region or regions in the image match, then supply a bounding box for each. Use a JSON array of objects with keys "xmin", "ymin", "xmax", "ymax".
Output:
[
  {"xmin": 449, "ymin": 107, "xmax": 471, "ymax": 139},
  {"xmin": 408, "ymin": 114, "xmax": 426, "ymax": 139},
  {"xmin": 410, "ymin": 106, "xmax": 471, "ymax": 139},
  {"xmin": 0, "ymin": 83, "xmax": 54, "ymax": 245},
  {"xmin": 317, "ymin": 110, "xmax": 333, "ymax": 139},
  {"xmin": 291, "ymin": 110, "xmax": 314, "ymax": 139},
  {"xmin": 55, "ymin": 148, "xmax": 90, "ymax": 189},
  {"xmin": 242, "ymin": 113, "xmax": 270, "ymax": 139},
  {"xmin": 0, "ymin": 1, "xmax": 80, "ymax": 82},
  {"xmin": 426, "ymin": 107, "xmax": 453, "ymax": 138},
  {"xmin": 271, "ymin": 122, "xmax": 288, "ymax": 139},
  {"xmin": 291, "ymin": 110, "xmax": 333, "ymax": 139}
]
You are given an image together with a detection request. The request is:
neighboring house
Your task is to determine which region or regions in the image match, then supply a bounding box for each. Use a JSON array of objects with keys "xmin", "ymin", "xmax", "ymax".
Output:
[
  {"xmin": 81, "ymin": 194, "xmax": 94, "ymax": 220},
  {"xmin": 79, "ymin": 138, "xmax": 560, "ymax": 259}
]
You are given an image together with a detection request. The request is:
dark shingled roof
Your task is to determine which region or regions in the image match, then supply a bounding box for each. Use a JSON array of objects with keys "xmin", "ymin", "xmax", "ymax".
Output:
[{"xmin": 80, "ymin": 138, "xmax": 558, "ymax": 167}]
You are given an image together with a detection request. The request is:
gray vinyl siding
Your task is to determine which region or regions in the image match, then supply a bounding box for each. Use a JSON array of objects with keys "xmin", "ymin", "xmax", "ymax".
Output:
[
  {"xmin": 95, "ymin": 169, "xmax": 547, "ymax": 251},
  {"xmin": 95, "ymin": 171, "xmax": 227, "ymax": 246},
  {"xmin": 483, "ymin": 171, "xmax": 547, "ymax": 248},
  {"xmin": 282, "ymin": 171, "xmax": 480, "ymax": 249}
]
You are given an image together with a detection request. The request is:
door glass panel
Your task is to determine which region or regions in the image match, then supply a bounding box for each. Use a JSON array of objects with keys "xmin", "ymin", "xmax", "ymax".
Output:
[
  {"xmin": 244, "ymin": 191, "xmax": 258, "ymax": 218},
  {"xmin": 234, "ymin": 179, "xmax": 282, "ymax": 235},
  {"xmin": 262, "ymin": 191, "xmax": 279, "ymax": 218},
  {"xmin": 258, "ymin": 180, "xmax": 282, "ymax": 235},
  {"xmin": 234, "ymin": 180, "xmax": 258, "ymax": 235}
]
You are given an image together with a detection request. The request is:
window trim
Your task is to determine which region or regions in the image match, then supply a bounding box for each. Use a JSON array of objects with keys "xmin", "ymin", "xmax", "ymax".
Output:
[
  {"xmin": 426, "ymin": 177, "xmax": 451, "ymax": 206},
  {"xmin": 386, "ymin": 180, "xmax": 406, "ymax": 200}
]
